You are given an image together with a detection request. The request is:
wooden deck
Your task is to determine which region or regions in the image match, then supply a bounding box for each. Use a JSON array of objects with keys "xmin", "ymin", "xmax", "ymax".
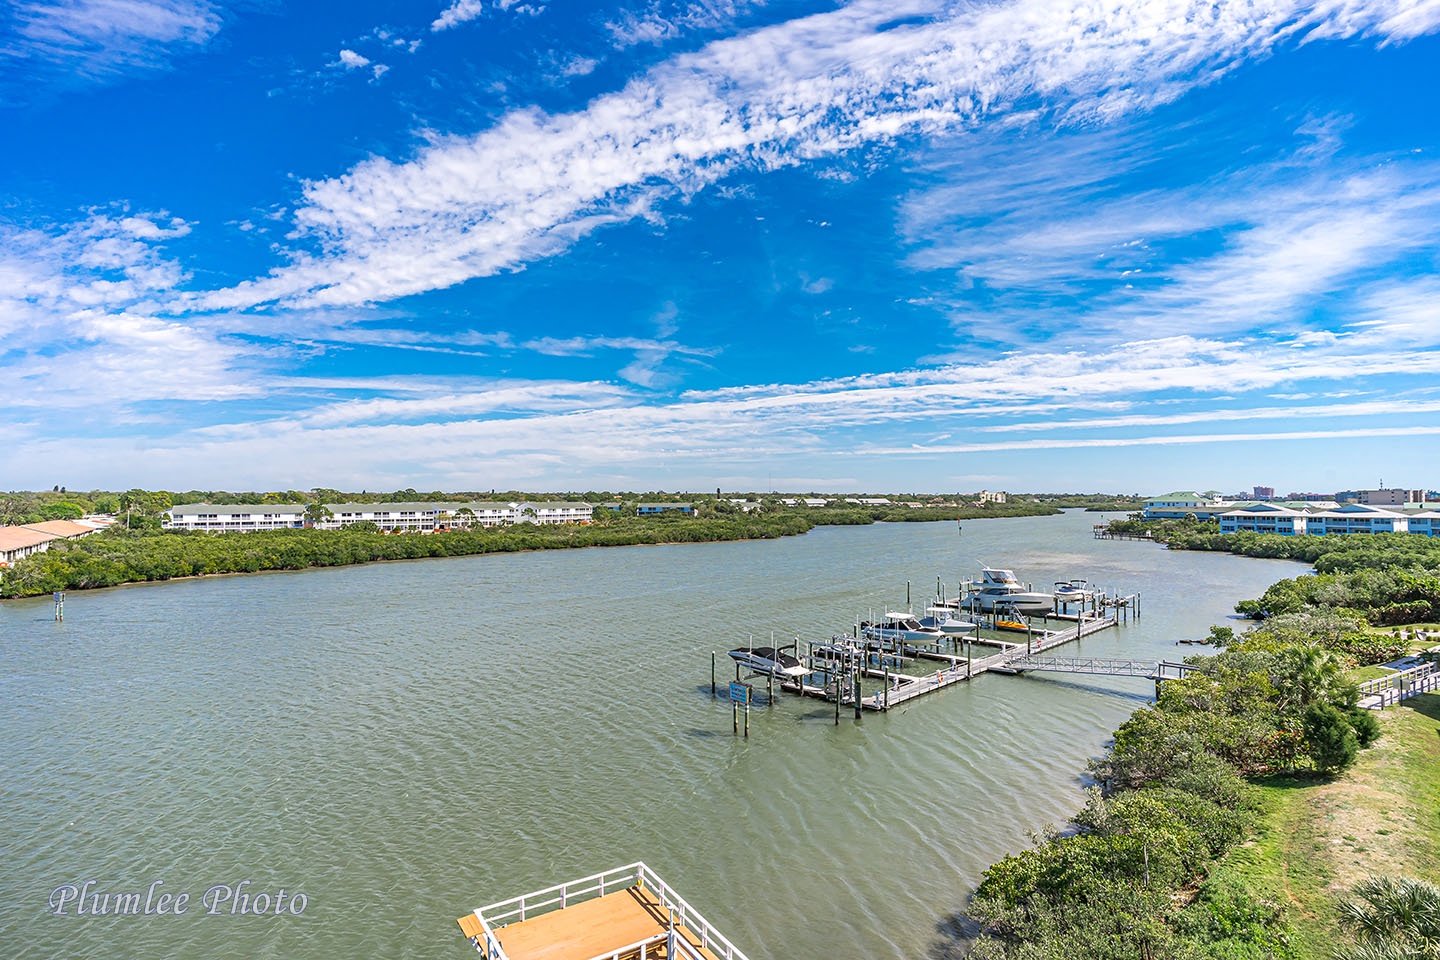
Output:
[{"xmin": 459, "ymin": 885, "xmax": 721, "ymax": 960}]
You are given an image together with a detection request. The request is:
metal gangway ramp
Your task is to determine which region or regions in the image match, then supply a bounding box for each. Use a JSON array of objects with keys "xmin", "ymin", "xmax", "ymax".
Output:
[{"xmin": 1000, "ymin": 655, "xmax": 1198, "ymax": 681}]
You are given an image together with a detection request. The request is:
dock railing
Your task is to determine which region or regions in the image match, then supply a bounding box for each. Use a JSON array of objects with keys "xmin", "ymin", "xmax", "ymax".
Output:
[
  {"xmin": 1001, "ymin": 655, "xmax": 1198, "ymax": 680},
  {"xmin": 630, "ymin": 862, "xmax": 749, "ymax": 960},
  {"xmin": 466, "ymin": 862, "xmax": 750, "ymax": 960},
  {"xmin": 1358, "ymin": 661, "xmax": 1439, "ymax": 709}
]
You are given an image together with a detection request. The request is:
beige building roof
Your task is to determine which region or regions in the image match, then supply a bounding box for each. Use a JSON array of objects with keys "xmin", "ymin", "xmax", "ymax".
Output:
[
  {"xmin": 0, "ymin": 526, "xmax": 58, "ymax": 552},
  {"xmin": 22, "ymin": 519, "xmax": 95, "ymax": 538}
]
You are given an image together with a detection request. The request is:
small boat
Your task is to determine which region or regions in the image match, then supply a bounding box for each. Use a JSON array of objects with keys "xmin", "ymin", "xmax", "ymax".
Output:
[
  {"xmin": 994, "ymin": 619, "xmax": 1030, "ymax": 632},
  {"xmin": 916, "ymin": 604, "xmax": 978, "ymax": 636},
  {"xmin": 809, "ymin": 640, "xmax": 854, "ymax": 663},
  {"xmin": 728, "ymin": 646, "xmax": 808, "ymax": 678},
  {"xmin": 860, "ymin": 612, "xmax": 946, "ymax": 644},
  {"xmin": 1053, "ymin": 579, "xmax": 1093, "ymax": 604}
]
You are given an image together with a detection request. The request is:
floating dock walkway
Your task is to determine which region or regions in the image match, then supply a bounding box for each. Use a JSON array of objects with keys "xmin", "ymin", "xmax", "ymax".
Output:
[
  {"xmin": 717, "ymin": 578, "xmax": 1154, "ymax": 718},
  {"xmin": 848, "ymin": 613, "xmax": 1123, "ymax": 710},
  {"xmin": 723, "ymin": 612, "xmax": 1132, "ymax": 713}
]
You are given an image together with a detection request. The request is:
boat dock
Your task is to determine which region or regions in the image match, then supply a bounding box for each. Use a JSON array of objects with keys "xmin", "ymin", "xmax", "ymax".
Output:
[
  {"xmin": 723, "ymin": 612, "xmax": 1122, "ymax": 714},
  {"xmin": 1093, "ymin": 524, "xmax": 1157, "ymax": 541},
  {"xmin": 716, "ymin": 573, "xmax": 1150, "ymax": 717}
]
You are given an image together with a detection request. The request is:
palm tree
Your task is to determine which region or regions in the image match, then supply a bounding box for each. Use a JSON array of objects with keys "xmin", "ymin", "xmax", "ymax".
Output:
[
  {"xmin": 1277, "ymin": 645, "xmax": 1349, "ymax": 713},
  {"xmin": 1336, "ymin": 876, "xmax": 1440, "ymax": 959}
]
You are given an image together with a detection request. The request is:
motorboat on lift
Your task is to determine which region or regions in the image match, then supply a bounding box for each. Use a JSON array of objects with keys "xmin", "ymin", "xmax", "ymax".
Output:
[
  {"xmin": 1053, "ymin": 579, "xmax": 1094, "ymax": 604},
  {"xmin": 964, "ymin": 567, "xmax": 1055, "ymax": 614},
  {"xmin": 860, "ymin": 612, "xmax": 947, "ymax": 644},
  {"xmin": 727, "ymin": 645, "xmax": 809, "ymax": 678},
  {"xmin": 916, "ymin": 604, "xmax": 978, "ymax": 636}
]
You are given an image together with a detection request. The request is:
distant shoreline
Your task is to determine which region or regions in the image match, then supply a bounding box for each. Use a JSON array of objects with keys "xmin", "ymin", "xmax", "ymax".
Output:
[{"xmin": 0, "ymin": 506, "xmax": 1082, "ymax": 600}]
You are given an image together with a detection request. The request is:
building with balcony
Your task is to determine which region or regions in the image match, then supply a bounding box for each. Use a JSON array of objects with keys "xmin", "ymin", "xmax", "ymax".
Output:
[
  {"xmin": 636, "ymin": 502, "xmax": 694, "ymax": 516},
  {"xmin": 166, "ymin": 500, "xmax": 594, "ymax": 532},
  {"xmin": 163, "ymin": 504, "xmax": 306, "ymax": 531},
  {"xmin": 1141, "ymin": 492, "xmax": 1235, "ymax": 520},
  {"xmin": 1218, "ymin": 502, "xmax": 1426, "ymax": 536}
]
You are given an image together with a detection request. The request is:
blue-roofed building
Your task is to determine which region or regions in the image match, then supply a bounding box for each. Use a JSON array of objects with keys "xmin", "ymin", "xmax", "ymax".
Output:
[
  {"xmin": 636, "ymin": 503, "xmax": 693, "ymax": 516},
  {"xmin": 1304, "ymin": 503, "xmax": 1410, "ymax": 535},
  {"xmin": 1218, "ymin": 502, "xmax": 1436, "ymax": 536}
]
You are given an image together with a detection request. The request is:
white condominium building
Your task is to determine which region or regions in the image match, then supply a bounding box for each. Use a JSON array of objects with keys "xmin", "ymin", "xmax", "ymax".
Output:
[
  {"xmin": 164, "ymin": 505, "xmax": 306, "ymax": 531},
  {"xmin": 165, "ymin": 501, "xmax": 595, "ymax": 533}
]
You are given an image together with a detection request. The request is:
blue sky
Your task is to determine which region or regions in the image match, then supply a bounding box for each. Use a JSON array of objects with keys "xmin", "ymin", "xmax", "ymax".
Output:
[{"xmin": 4, "ymin": 0, "xmax": 1440, "ymax": 495}]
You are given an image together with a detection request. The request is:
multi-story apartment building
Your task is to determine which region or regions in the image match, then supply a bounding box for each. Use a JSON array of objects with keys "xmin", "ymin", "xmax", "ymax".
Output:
[{"xmin": 166, "ymin": 501, "xmax": 595, "ymax": 532}]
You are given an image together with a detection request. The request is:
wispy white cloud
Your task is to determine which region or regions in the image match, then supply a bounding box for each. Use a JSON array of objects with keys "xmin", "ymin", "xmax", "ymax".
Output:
[
  {"xmin": 1345, "ymin": 276, "xmax": 1440, "ymax": 346},
  {"xmin": 902, "ymin": 126, "xmax": 1440, "ymax": 344},
  {"xmin": 974, "ymin": 398, "xmax": 1440, "ymax": 434},
  {"xmin": 10, "ymin": 316, "xmax": 1439, "ymax": 488},
  {"xmin": 4, "ymin": 0, "xmax": 221, "ymax": 82},
  {"xmin": 196, "ymin": 0, "xmax": 1440, "ymax": 314},
  {"xmin": 0, "ymin": 211, "xmax": 269, "ymax": 409},
  {"xmin": 560, "ymin": 55, "xmax": 598, "ymax": 77},
  {"xmin": 865, "ymin": 425, "xmax": 1440, "ymax": 457},
  {"xmin": 604, "ymin": 0, "xmax": 765, "ymax": 49},
  {"xmin": 519, "ymin": 334, "xmax": 715, "ymax": 359},
  {"xmin": 8, "ymin": 0, "xmax": 1440, "ymax": 492}
]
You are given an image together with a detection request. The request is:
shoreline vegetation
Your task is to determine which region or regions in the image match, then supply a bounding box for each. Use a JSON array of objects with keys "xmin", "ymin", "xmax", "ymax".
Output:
[
  {"xmin": 956, "ymin": 518, "xmax": 1440, "ymax": 960},
  {"xmin": 22, "ymin": 497, "xmax": 1439, "ymax": 957},
  {"xmin": 0, "ymin": 493, "xmax": 1141, "ymax": 599}
]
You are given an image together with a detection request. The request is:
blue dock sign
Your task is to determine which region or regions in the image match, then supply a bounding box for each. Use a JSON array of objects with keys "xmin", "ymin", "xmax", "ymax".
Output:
[{"xmin": 728, "ymin": 681, "xmax": 751, "ymax": 705}]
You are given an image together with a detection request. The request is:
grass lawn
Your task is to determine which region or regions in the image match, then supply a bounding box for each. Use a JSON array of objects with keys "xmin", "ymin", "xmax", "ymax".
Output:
[
  {"xmin": 1204, "ymin": 693, "xmax": 1440, "ymax": 958},
  {"xmin": 1364, "ymin": 621, "xmax": 1440, "ymax": 654}
]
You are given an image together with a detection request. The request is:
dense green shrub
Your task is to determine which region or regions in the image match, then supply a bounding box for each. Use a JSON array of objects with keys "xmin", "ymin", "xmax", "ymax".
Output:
[
  {"xmin": 0, "ymin": 515, "xmax": 819, "ymax": 598},
  {"xmin": 970, "ymin": 592, "xmax": 1387, "ymax": 956}
]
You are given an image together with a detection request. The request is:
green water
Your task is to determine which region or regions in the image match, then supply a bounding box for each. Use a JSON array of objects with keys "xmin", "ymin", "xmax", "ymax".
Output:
[{"xmin": 0, "ymin": 511, "xmax": 1300, "ymax": 959}]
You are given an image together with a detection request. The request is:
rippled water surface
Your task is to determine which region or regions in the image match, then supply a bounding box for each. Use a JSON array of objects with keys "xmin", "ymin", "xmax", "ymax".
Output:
[{"xmin": 0, "ymin": 512, "xmax": 1301, "ymax": 959}]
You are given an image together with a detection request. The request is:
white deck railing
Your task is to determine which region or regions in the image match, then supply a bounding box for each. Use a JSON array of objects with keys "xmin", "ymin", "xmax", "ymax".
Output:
[
  {"xmin": 464, "ymin": 862, "xmax": 750, "ymax": 960},
  {"xmin": 1358, "ymin": 662, "xmax": 1438, "ymax": 708}
]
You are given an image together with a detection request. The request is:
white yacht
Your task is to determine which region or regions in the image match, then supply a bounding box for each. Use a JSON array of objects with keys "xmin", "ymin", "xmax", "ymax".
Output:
[
  {"xmin": 964, "ymin": 567, "xmax": 1055, "ymax": 614},
  {"xmin": 727, "ymin": 646, "xmax": 809, "ymax": 678},
  {"xmin": 860, "ymin": 612, "xmax": 947, "ymax": 644}
]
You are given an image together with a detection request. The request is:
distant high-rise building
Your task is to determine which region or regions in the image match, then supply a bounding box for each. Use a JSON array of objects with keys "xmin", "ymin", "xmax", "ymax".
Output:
[
  {"xmin": 1356, "ymin": 488, "xmax": 1423, "ymax": 506},
  {"xmin": 1253, "ymin": 485, "xmax": 1275, "ymax": 500}
]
